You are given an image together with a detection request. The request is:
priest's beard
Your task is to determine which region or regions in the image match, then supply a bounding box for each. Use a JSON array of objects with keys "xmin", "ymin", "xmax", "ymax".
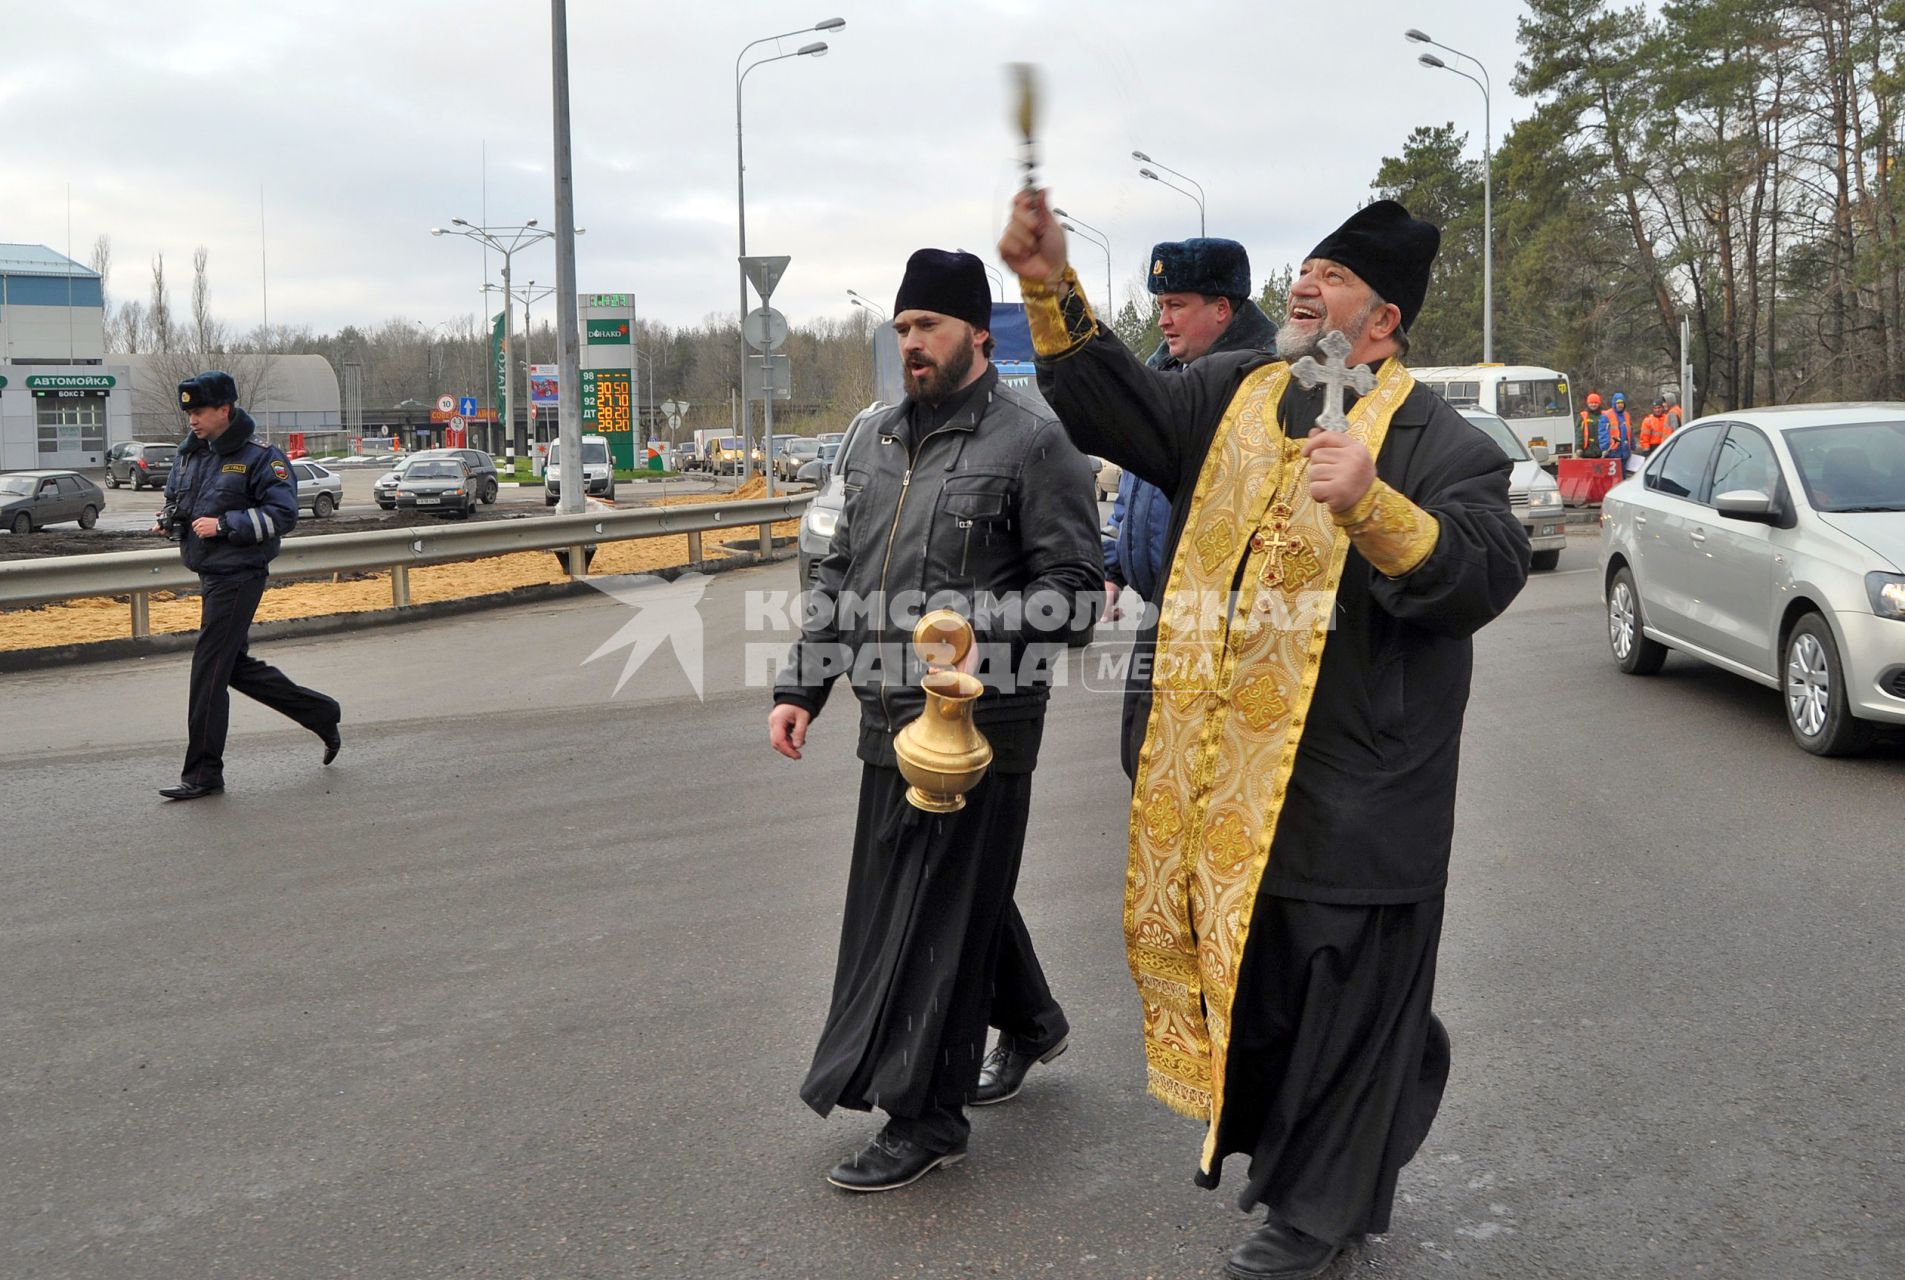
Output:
[
  {"xmin": 1277, "ymin": 297, "xmax": 1377, "ymax": 362},
  {"xmin": 904, "ymin": 341, "xmax": 977, "ymax": 407}
]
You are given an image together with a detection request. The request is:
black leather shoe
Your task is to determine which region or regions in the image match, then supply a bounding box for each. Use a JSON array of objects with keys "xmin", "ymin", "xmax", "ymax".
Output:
[
  {"xmin": 972, "ymin": 1033, "xmax": 1069, "ymax": 1105},
  {"xmin": 1225, "ymin": 1218, "xmax": 1341, "ymax": 1280},
  {"xmin": 320, "ymin": 725, "xmax": 342, "ymax": 765},
  {"xmin": 825, "ymin": 1133, "xmax": 966, "ymax": 1193},
  {"xmin": 158, "ymin": 782, "xmax": 224, "ymax": 801}
]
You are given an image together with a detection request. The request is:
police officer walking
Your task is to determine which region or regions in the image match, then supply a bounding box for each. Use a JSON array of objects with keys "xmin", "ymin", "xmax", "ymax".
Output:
[{"xmin": 155, "ymin": 372, "xmax": 341, "ymax": 800}]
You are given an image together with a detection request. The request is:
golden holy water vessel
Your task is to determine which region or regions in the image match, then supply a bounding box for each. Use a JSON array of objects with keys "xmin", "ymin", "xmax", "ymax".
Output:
[{"xmin": 894, "ymin": 610, "xmax": 993, "ymax": 813}]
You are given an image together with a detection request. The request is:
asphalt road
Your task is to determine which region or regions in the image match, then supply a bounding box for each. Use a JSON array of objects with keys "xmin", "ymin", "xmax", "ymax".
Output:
[{"xmin": 3, "ymin": 535, "xmax": 1900, "ymax": 1279}]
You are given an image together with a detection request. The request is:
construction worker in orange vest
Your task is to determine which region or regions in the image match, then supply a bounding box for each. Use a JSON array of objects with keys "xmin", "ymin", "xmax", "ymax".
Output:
[
  {"xmin": 1637, "ymin": 397, "xmax": 1674, "ymax": 456},
  {"xmin": 1578, "ymin": 392, "xmax": 1604, "ymax": 457},
  {"xmin": 1667, "ymin": 400, "xmax": 1685, "ymax": 432}
]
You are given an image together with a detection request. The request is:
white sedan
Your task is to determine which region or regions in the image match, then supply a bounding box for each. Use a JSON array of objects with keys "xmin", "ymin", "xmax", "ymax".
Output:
[{"xmin": 1599, "ymin": 403, "xmax": 1905, "ymax": 755}]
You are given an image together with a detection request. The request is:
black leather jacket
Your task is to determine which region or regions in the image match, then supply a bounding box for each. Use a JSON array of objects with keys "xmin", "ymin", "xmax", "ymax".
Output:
[{"xmin": 775, "ymin": 366, "xmax": 1103, "ymax": 772}]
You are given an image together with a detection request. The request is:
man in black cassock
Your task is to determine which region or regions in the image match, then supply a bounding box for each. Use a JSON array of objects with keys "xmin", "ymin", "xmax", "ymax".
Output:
[
  {"xmin": 1001, "ymin": 193, "xmax": 1529, "ymax": 1278},
  {"xmin": 769, "ymin": 249, "xmax": 1101, "ymax": 1192}
]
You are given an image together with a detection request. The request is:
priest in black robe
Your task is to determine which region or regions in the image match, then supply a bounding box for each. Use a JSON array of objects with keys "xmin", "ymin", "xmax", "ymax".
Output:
[
  {"xmin": 1000, "ymin": 194, "xmax": 1529, "ymax": 1279},
  {"xmin": 770, "ymin": 249, "xmax": 1102, "ymax": 1194}
]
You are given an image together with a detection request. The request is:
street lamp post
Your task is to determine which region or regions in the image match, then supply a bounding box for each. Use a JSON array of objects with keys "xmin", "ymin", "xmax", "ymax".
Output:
[
  {"xmin": 500, "ymin": 280, "xmax": 554, "ymax": 454},
  {"xmin": 1052, "ymin": 207, "xmax": 1113, "ymax": 317},
  {"xmin": 1408, "ymin": 29, "xmax": 1492, "ymax": 362},
  {"xmin": 1060, "ymin": 222, "xmax": 1112, "ymax": 323},
  {"xmin": 1137, "ymin": 168, "xmax": 1205, "ymax": 236},
  {"xmin": 737, "ymin": 18, "xmax": 844, "ymax": 486},
  {"xmin": 1131, "ymin": 151, "xmax": 1206, "ymax": 236},
  {"xmin": 846, "ymin": 290, "xmax": 886, "ymax": 322},
  {"xmin": 432, "ymin": 219, "xmax": 579, "ymax": 457}
]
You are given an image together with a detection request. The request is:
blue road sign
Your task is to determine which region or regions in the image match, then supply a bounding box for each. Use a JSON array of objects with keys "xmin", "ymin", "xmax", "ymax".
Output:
[{"xmin": 458, "ymin": 396, "xmax": 478, "ymax": 417}]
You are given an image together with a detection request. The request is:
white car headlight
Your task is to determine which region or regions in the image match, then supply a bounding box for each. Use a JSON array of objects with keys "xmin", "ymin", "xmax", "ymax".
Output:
[
  {"xmin": 1527, "ymin": 486, "xmax": 1563, "ymax": 511},
  {"xmin": 808, "ymin": 507, "xmax": 840, "ymax": 539},
  {"xmin": 1868, "ymin": 572, "xmax": 1905, "ymax": 620}
]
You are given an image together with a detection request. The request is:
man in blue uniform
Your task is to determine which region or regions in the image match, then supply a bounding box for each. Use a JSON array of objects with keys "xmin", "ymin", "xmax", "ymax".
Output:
[
  {"xmin": 156, "ymin": 372, "xmax": 341, "ymax": 800},
  {"xmin": 1102, "ymin": 237, "xmax": 1278, "ymax": 779}
]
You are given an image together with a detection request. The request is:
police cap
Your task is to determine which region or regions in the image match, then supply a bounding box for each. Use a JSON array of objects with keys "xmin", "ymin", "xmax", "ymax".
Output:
[{"xmin": 178, "ymin": 371, "xmax": 238, "ymax": 411}]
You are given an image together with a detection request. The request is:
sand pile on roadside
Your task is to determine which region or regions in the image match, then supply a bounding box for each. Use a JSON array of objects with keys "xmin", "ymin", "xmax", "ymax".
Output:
[{"xmin": 0, "ymin": 486, "xmax": 799, "ymax": 652}]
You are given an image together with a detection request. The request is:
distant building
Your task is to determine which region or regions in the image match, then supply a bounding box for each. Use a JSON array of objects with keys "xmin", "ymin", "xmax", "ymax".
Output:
[{"xmin": 1, "ymin": 242, "xmax": 340, "ymax": 471}]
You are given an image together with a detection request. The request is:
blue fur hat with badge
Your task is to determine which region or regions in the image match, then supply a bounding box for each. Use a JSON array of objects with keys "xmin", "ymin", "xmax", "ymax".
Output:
[
  {"xmin": 178, "ymin": 371, "xmax": 238, "ymax": 410},
  {"xmin": 1146, "ymin": 238, "xmax": 1252, "ymax": 300}
]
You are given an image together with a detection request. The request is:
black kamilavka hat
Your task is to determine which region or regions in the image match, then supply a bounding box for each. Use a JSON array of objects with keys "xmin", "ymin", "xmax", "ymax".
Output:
[{"xmin": 1307, "ymin": 200, "xmax": 1440, "ymax": 331}]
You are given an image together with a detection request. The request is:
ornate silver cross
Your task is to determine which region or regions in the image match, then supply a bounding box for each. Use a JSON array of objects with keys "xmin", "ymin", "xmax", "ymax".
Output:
[{"xmin": 1290, "ymin": 330, "xmax": 1377, "ymax": 432}]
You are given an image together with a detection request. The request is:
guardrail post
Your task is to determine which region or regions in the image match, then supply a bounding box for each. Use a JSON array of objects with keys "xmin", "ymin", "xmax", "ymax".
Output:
[
  {"xmin": 759, "ymin": 523, "xmax": 773, "ymax": 557},
  {"xmin": 391, "ymin": 565, "xmax": 411, "ymax": 608},
  {"xmin": 686, "ymin": 531, "xmax": 703, "ymax": 564},
  {"xmin": 567, "ymin": 545, "xmax": 589, "ymax": 577},
  {"xmin": 130, "ymin": 590, "xmax": 150, "ymax": 639}
]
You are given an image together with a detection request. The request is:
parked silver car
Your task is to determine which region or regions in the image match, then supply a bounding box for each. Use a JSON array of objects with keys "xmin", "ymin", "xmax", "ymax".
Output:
[
  {"xmin": 290, "ymin": 460, "xmax": 344, "ymax": 518},
  {"xmin": 1460, "ymin": 409, "xmax": 1567, "ymax": 570},
  {"xmin": 1599, "ymin": 403, "xmax": 1905, "ymax": 755}
]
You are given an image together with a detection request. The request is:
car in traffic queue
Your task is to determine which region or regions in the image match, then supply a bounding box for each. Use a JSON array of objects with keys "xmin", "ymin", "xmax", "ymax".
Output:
[
  {"xmin": 290, "ymin": 460, "xmax": 345, "ymax": 518},
  {"xmin": 392, "ymin": 457, "xmax": 478, "ymax": 518},
  {"xmin": 104, "ymin": 441, "xmax": 177, "ymax": 490},
  {"xmin": 0, "ymin": 470, "xmax": 106, "ymax": 534},
  {"xmin": 1460, "ymin": 409, "xmax": 1568, "ymax": 571},
  {"xmin": 710, "ymin": 436, "xmax": 746, "ymax": 476},
  {"xmin": 797, "ymin": 405, "xmax": 886, "ymax": 588},
  {"xmin": 775, "ymin": 437, "xmax": 822, "ymax": 481},
  {"xmin": 796, "ymin": 441, "xmax": 842, "ymax": 486},
  {"xmin": 1599, "ymin": 402, "xmax": 1905, "ymax": 756}
]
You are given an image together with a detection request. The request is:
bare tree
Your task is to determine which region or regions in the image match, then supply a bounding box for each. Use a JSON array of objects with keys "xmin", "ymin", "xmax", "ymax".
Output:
[
  {"xmin": 149, "ymin": 253, "xmax": 175, "ymax": 354},
  {"xmin": 191, "ymin": 245, "xmax": 226, "ymax": 353}
]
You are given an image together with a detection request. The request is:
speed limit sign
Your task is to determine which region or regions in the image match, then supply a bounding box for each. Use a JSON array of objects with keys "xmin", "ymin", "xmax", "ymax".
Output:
[{"xmin": 436, "ymin": 394, "xmax": 456, "ymax": 413}]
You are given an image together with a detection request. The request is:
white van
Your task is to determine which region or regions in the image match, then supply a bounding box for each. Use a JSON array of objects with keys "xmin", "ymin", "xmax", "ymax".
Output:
[
  {"xmin": 1411, "ymin": 364, "xmax": 1575, "ymax": 464},
  {"xmin": 544, "ymin": 433, "xmax": 616, "ymax": 504}
]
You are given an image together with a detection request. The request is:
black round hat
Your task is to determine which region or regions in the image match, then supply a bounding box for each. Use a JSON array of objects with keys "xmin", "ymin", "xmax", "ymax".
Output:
[
  {"xmin": 893, "ymin": 249, "xmax": 993, "ymax": 332},
  {"xmin": 1306, "ymin": 200, "xmax": 1440, "ymax": 331}
]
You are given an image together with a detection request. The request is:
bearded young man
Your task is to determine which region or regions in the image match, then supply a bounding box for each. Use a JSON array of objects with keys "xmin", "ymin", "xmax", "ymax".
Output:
[
  {"xmin": 1000, "ymin": 194, "xmax": 1529, "ymax": 1279},
  {"xmin": 770, "ymin": 249, "xmax": 1101, "ymax": 1192}
]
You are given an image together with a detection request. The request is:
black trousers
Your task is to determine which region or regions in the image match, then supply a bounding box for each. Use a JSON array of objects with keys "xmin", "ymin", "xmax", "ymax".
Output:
[
  {"xmin": 801, "ymin": 764, "xmax": 1067, "ymax": 1155},
  {"xmin": 181, "ymin": 572, "xmax": 339, "ymax": 787}
]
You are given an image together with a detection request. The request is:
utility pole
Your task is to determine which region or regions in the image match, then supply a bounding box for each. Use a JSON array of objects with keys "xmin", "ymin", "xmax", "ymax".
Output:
[{"xmin": 551, "ymin": 0, "xmax": 585, "ymax": 517}]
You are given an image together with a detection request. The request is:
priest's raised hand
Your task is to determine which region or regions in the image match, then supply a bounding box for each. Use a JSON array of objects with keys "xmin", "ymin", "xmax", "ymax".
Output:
[{"xmin": 998, "ymin": 188, "xmax": 1069, "ymax": 286}]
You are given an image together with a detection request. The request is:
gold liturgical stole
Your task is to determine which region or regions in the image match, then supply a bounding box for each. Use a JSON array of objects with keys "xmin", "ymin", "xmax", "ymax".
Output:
[{"xmin": 1126, "ymin": 357, "xmax": 1415, "ymax": 1172}]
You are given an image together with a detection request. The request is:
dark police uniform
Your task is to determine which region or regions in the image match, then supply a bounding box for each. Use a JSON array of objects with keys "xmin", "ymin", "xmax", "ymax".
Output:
[{"xmin": 160, "ymin": 372, "xmax": 340, "ymax": 798}]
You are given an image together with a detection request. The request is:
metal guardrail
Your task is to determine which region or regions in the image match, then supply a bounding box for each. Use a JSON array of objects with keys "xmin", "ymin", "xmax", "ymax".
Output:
[{"xmin": 0, "ymin": 494, "xmax": 811, "ymax": 639}]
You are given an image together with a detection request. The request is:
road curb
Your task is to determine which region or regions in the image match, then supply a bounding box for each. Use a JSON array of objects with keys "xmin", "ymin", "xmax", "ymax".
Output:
[{"xmin": 0, "ymin": 544, "xmax": 795, "ymax": 674}]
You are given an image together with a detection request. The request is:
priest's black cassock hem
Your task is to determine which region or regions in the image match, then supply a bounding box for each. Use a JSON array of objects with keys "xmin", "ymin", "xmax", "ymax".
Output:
[
  {"xmin": 1195, "ymin": 893, "xmax": 1450, "ymax": 1246},
  {"xmin": 799, "ymin": 764, "xmax": 1062, "ymax": 1151}
]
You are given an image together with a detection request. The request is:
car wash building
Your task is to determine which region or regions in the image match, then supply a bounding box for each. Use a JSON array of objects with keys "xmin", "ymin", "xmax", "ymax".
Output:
[
  {"xmin": 0, "ymin": 243, "xmax": 123, "ymax": 471},
  {"xmin": 2, "ymin": 242, "xmax": 342, "ymax": 471}
]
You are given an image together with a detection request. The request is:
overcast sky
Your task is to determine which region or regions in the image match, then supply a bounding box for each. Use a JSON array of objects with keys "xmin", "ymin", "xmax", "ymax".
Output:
[{"xmin": 5, "ymin": 0, "xmax": 1538, "ymax": 338}]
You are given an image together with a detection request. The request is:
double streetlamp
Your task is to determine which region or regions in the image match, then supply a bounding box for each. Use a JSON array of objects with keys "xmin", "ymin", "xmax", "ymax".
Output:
[
  {"xmin": 737, "ymin": 17, "xmax": 844, "ymax": 486},
  {"xmin": 1133, "ymin": 151, "xmax": 1205, "ymax": 236},
  {"xmin": 1407, "ymin": 28, "xmax": 1493, "ymax": 362},
  {"xmin": 1053, "ymin": 208, "xmax": 1113, "ymax": 319},
  {"xmin": 432, "ymin": 218, "xmax": 582, "ymax": 456},
  {"xmin": 846, "ymin": 289, "xmax": 886, "ymax": 322}
]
